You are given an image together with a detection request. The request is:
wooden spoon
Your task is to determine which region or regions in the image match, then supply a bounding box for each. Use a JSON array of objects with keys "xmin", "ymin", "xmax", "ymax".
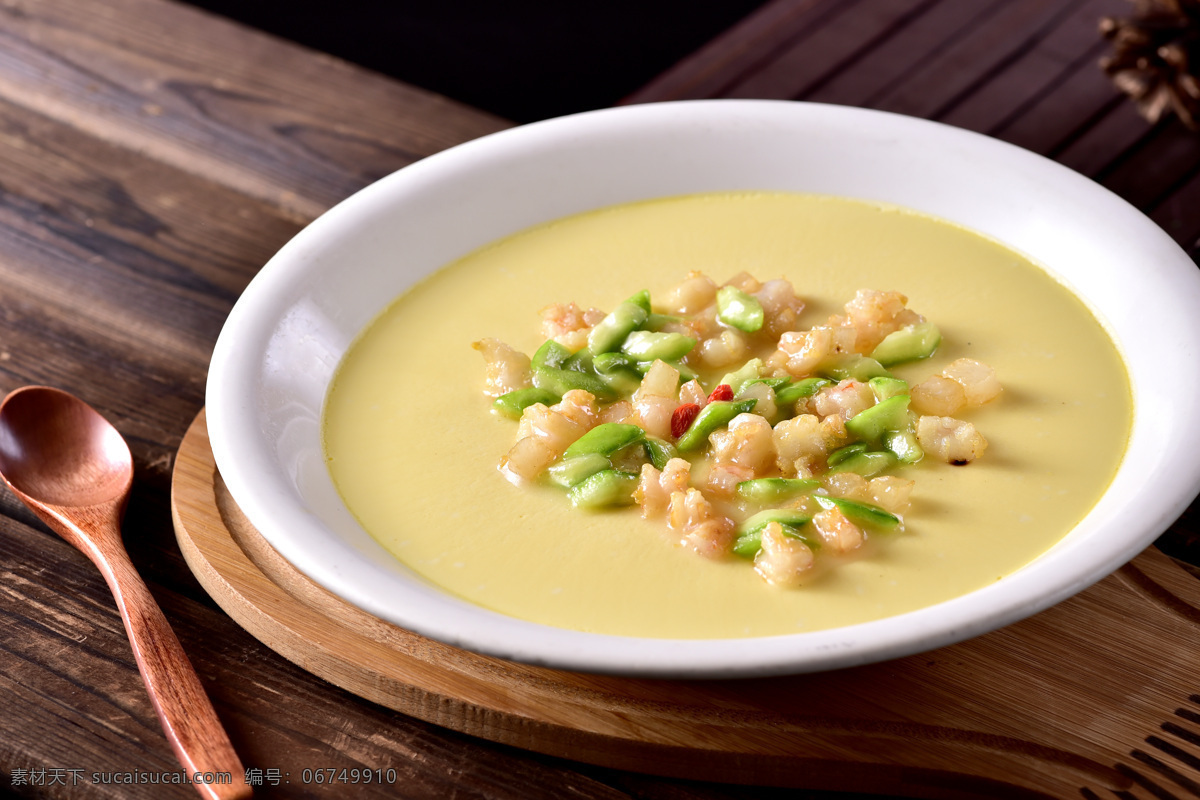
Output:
[{"xmin": 0, "ymin": 386, "xmax": 250, "ymax": 799}]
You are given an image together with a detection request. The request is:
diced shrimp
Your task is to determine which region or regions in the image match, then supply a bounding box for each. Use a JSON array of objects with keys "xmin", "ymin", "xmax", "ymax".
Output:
[
  {"xmin": 723, "ymin": 271, "xmax": 763, "ymax": 293},
  {"xmin": 632, "ymin": 360, "xmax": 680, "ymax": 439},
  {"xmin": 667, "ymin": 487, "xmax": 709, "ymax": 531},
  {"xmin": 551, "ymin": 390, "xmax": 599, "ymax": 429},
  {"xmin": 812, "ymin": 380, "xmax": 875, "ymax": 422},
  {"xmin": 941, "ymin": 358, "xmax": 1002, "ymax": 406},
  {"xmin": 772, "ymin": 414, "xmax": 846, "ymax": 476},
  {"xmin": 634, "ymin": 458, "xmax": 692, "ymax": 518},
  {"xmin": 472, "ymin": 338, "xmax": 531, "ymax": 397},
  {"xmin": 822, "ymin": 473, "xmax": 912, "ymax": 515},
  {"xmin": 539, "ymin": 302, "xmax": 605, "ymax": 351},
  {"xmin": 695, "ymin": 329, "xmax": 750, "ymax": 369},
  {"xmin": 841, "ymin": 289, "xmax": 913, "ymax": 353},
  {"xmin": 866, "ymin": 476, "xmax": 914, "ymax": 515},
  {"xmin": 754, "ymin": 522, "xmax": 815, "ymax": 586},
  {"xmin": 660, "ymin": 271, "xmax": 718, "ymax": 314},
  {"xmin": 598, "ymin": 400, "xmax": 633, "ymax": 425},
  {"xmin": 511, "ymin": 391, "xmax": 598, "ymax": 478},
  {"xmin": 633, "ymin": 397, "xmax": 677, "ymax": 440},
  {"xmin": 516, "ymin": 402, "xmax": 573, "ymax": 446},
  {"xmin": 678, "ymin": 379, "xmax": 708, "ymax": 407},
  {"xmin": 911, "ymin": 375, "xmax": 966, "ymax": 416},
  {"xmin": 668, "ymin": 488, "xmax": 734, "ymax": 559},
  {"xmin": 666, "ymin": 305, "xmax": 722, "ymax": 342},
  {"xmin": 754, "ymin": 279, "xmax": 805, "ymax": 337},
  {"xmin": 705, "ymin": 462, "xmax": 755, "ymax": 499},
  {"xmin": 735, "ymin": 380, "xmax": 777, "ymax": 420},
  {"xmin": 916, "ymin": 416, "xmax": 988, "ymax": 464},
  {"xmin": 776, "ymin": 327, "xmax": 832, "ymax": 378},
  {"xmin": 822, "ymin": 471, "xmax": 869, "ymax": 502},
  {"xmin": 499, "ymin": 436, "xmax": 557, "ymax": 485},
  {"xmin": 812, "ymin": 506, "xmax": 864, "ymax": 555},
  {"xmin": 685, "ymin": 519, "xmax": 737, "ymax": 559},
  {"xmin": 709, "ymin": 413, "xmax": 776, "ymax": 475}
]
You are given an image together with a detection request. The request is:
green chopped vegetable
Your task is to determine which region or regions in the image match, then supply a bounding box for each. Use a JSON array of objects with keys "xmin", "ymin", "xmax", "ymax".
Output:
[
  {"xmin": 596, "ymin": 368, "xmax": 642, "ymax": 395},
  {"xmin": 883, "ymin": 428, "xmax": 923, "ymax": 464},
  {"xmin": 735, "ymin": 477, "xmax": 819, "ymax": 504},
  {"xmin": 547, "ymin": 453, "xmax": 611, "ymax": 488},
  {"xmin": 561, "ymin": 347, "xmax": 594, "ymax": 374},
  {"xmin": 845, "ymin": 395, "xmax": 912, "ymax": 443},
  {"xmin": 620, "ymin": 330, "xmax": 697, "ymax": 361},
  {"xmin": 568, "ymin": 469, "xmax": 639, "ymax": 508},
  {"xmin": 716, "ymin": 285, "xmax": 764, "ymax": 333},
  {"xmin": 719, "ymin": 358, "xmax": 763, "ymax": 395},
  {"xmin": 819, "ymin": 354, "xmax": 893, "ymax": 382},
  {"xmin": 562, "ymin": 422, "xmax": 646, "ymax": 459},
  {"xmin": 588, "ymin": 292, "xmax": 650, "ymax": 354},
  {"xmin": 626, "ymin": 289, "xmax": 652, "ymax": 313},
  {"xmin": 644, "ymin": 312, "xmax": 682, "ymax": 331},
  {"xmin": 733, "ymin": 510, "xmax": 819, "ymax": 558},
  {"xmin": 826, "ymin": 442, "xmax": 868, "ymax": 468},
  {"xmin": 732, "ymin": 523, "xmax": 817, "ymax": 558},
  {"xmin": 813, "ymin": 494, "xmax": 901, "ymax": 529},
  {"xmin": 492, "ymin": 387, "xmax": 561, "ymax": 419},
  {"xmin": 532, "ymin": 364, "xmax": 616, "ymax": 400},
  {"xmin": 775, "ymin": 377, "xmax": 832, "ymax": 406},
  {"xmin": 531, "ymin": 339, "xmax": 570, "ymax": 370},
  {"xmin": 675, "ymin": 398, "xmax": 757, "ymax": 452},
  {"xmin": 642, "ymin": 436, "xmax": 677, "ymax": 470},
  {"xmin": 737, "ymin": 508, "xmax": 814, "ymax": 536},
  {"xmin": 868, "ymin": 376, "xmax": 910, "ymax": 402},
  {"xmin": 871, "ymin": 321, "xmax": 941, "ymax": 366}
]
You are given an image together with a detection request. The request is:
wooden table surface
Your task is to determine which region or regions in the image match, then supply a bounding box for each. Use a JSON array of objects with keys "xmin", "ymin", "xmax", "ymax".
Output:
[{"xmin": 0, "ymin": 0, "xmax": 1196, "ymax": 798}]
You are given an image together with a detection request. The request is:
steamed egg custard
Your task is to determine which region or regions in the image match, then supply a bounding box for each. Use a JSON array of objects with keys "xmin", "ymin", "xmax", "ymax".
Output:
[{"xmin": 323, "ymin": 192, "xmax": 1131, "ymax": 639}]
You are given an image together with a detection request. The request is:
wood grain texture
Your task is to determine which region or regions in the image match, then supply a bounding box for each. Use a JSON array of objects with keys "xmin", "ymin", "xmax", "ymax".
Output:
[
  {"xmin": 174, "ymin": 409, "xmax": 1200, "ymax": 800},
  {"xmin": 0, "ymin": 0, "xmax": 507, "ymax": 220},
  {"xmin": 623, "ymin": 0, "xmax": 1200, "ymax": 271},
  {"xmin": 0, "ymin": 386, "xmax": 249, "ymax": 799},
  {"xmin": 0, "ymin": 0, "xmax": 1196, "ymax": 797}
]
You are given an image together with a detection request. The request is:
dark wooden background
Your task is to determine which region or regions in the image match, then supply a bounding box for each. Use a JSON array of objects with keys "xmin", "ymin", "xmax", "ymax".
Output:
[{"xmin": 0, "ymin": 0, "xmax": 1195, "ymax": 798}]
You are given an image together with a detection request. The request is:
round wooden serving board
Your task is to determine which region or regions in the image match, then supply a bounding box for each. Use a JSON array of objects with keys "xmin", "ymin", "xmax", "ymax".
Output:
[{"xmin": 172, "ymin": 410, "xmax": 1200, "ymax": 800}]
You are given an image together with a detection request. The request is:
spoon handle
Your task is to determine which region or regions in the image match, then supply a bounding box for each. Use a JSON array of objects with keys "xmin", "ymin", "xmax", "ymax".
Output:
[{"xmin": 95, "ymin": 543, "xmax": 252, "ymax": 800}]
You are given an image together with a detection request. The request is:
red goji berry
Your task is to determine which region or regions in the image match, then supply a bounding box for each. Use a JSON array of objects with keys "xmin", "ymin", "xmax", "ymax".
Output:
[
  {"xmin": 707, "ymin": 384, "xmax": 734, "ymax": 403},
  {"xmin": 671, "ymin": 403, "xmax": 701, "ymax": 439}
]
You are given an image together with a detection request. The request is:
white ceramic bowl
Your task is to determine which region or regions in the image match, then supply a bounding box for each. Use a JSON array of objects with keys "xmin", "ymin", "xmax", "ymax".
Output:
[{"xmin": 207, "ymin": 100, "xmax": 1200, "ymax": 678}]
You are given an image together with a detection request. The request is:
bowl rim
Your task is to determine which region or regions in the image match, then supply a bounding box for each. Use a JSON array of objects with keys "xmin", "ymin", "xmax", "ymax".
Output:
[{"xmin": 207, "ymin": 99, "xmax": 1200, "ymax": 678}]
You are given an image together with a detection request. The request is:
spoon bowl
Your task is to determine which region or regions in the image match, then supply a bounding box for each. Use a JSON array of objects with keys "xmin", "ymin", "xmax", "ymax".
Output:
[
  {"xmin": 0, "ymin": 386, "xmax": 132, "ymax": 509},
  {"xmin": 0, "ymin": 386, "xmax": 250, "ymax": 800}
]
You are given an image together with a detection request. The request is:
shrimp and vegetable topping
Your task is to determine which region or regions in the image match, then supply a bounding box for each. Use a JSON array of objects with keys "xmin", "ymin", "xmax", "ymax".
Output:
[{"xmin": 475, "ymin": 273, "xmax": 1001, "ymax": 587}]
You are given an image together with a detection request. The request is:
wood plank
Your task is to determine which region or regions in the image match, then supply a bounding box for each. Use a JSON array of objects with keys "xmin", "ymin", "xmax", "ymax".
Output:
[
  {"xmin": 1150, "ymin": 166, "xmax": 1200, "ymax": 250},
  {"xmin": 724, "ymin": 0, "xmax": 934, "ymax": 100},
  {"xmin": 0, "ymin": 0, "xmax": 507, "ymax": 219},
  {"xmin": 937, "ymin": 0, "xmax": 1125, "ymax": 134},
  {"xmin": 1093, "ymin": 119, "xmax": 1200, "ymax": 212},
  {"xmin": 990, "ymin": 52, "xmax": 1126, "ymax": 158},
  {"xmin": 619, "ymin": 0, "xmax": 836, "ymax": 104},
  {"xmin": 871, "ymin": 0, "xmax": 1084, "ymax": 119},
  {"xmin": 803, "ymin": 0, "xmax": 1003, "ymax": 107},
  {"xmin": 1053, "ymin": 98, "xmax": 1158, "ymax": 177},
  {"xmin": 0, "ymin": 515, "xmax": 653, "ymax": 799},
  {"xmin": 0, "ymin": 95, "xmax": 302, "ymax": 484}
]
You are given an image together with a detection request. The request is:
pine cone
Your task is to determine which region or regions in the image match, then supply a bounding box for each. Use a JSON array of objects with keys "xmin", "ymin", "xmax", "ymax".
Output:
[{"xmin": 1100, "ymin": 0, "xmax": 1200, "ymax": 129}]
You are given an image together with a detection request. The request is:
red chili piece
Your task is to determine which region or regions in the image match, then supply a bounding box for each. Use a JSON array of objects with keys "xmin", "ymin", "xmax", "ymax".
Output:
[
  {"xmin": 707, "ymin": 384, "xmax": 734, "ymax": 403},
  {"xmin": 671, "ymin": 403, "xmax": 701, "ymax": 439}
]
